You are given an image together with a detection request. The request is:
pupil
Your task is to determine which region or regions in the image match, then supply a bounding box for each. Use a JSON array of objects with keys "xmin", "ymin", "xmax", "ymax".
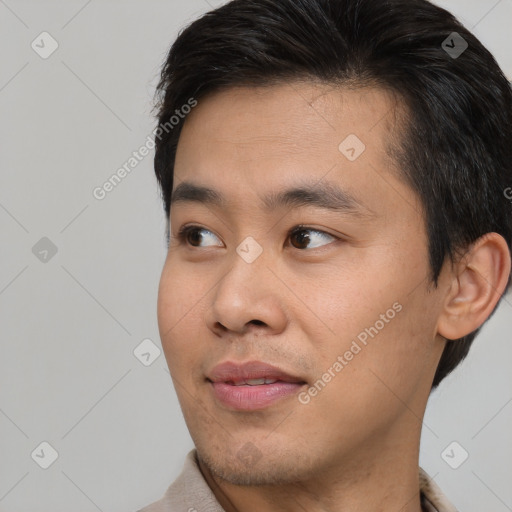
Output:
[
  {"xmin": 189, "ymin": 229, "xmax": 202, "ymax": 245},
  {"xmin": 294, "ymin": 230, "xmax": 309, "ymax": 249}
]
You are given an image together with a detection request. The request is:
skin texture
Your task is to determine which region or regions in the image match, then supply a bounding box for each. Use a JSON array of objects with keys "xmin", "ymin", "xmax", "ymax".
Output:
[{"xmin": 157, "ymin": 82, "xmax": 511, "ymax": 512}]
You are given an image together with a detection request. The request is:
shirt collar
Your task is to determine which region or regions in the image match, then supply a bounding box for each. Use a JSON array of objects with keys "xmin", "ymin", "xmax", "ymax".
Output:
[{"xmin": 419, "ymin": 467, "xmax": 458, "ymax": 512}]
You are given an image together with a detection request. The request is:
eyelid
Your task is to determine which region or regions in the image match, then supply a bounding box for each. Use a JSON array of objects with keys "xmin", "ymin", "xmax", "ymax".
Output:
[{"xmin": 289, "ymin": 224, "xmax": 338, "ymax": 245}]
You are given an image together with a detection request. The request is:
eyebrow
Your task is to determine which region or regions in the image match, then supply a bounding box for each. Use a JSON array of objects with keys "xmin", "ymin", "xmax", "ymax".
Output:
[{"xmin": 170, "ymin": 180, "xmax": 376, "ymax": 218}]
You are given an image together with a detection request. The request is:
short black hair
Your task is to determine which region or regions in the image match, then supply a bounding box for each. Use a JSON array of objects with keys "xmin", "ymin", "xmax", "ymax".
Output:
[{"xmin": 152, "ymin": 0, "xmax": 512, "ymax": 389}]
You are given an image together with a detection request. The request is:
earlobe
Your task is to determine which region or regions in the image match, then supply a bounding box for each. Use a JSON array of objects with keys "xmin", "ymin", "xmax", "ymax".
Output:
[{"xmin": 437, "ymin": 233, "xmax": 511, "ymax": 341}]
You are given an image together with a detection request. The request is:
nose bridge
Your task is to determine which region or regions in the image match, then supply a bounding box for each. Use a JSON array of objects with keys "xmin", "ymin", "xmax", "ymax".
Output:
[
  {"xmin": 206, "ymin": 234, "xmax": 285, "ymax": 334},
  {"xmin": 217, "ymin": 233, "xmax": 268, "ymax": 307}
]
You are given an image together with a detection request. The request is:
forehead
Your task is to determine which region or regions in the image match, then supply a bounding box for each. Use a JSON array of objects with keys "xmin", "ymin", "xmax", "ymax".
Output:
[
  {"xmin": 172, "ymin": 81, "xmax": 413, "ymax": 217},
  {"xmin": 177, "ymin": 81, "xmax": 400, "ymax": 155}
]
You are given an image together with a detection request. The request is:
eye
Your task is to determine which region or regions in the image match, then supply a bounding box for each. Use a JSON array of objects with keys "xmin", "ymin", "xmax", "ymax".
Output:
[
  {"xmin": 174, "ymin": 224, "xmax": 338, "ymax": 250},
  {"xmin": 175, "ymin": 225, "xmax": 223, "ymax": 248},
  {"xmin": 288, "ymin": 225, "xmax": 337, "ymax": 250}
]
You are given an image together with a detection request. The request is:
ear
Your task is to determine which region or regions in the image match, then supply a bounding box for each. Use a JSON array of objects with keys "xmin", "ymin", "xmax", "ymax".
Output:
[{"xmin": 437, "ymin": 233, "xmax": 511, "ymax": 340}]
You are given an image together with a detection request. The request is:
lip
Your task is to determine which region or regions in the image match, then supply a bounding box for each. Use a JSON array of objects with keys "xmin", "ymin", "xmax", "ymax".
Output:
[
  {"xmin": 208, "ymin": 360, "xmax": 305, "ymax": 384},
  {"xmin": 207, "ymin": 360, "xmax": 307, "ymax": 411}
]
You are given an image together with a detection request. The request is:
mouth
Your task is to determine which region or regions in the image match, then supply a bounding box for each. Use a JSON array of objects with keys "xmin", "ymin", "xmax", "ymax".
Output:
[
  {"xmin": 206, "ymin": 360, "xmax": 307, "ymax": 411},
  {"xmin": 219, "ymin": 377, "xmax": 288, "ymax": 386}
]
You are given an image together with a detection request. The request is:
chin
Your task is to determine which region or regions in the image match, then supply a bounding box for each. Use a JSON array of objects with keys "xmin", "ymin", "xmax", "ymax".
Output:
[{"xmin": 196, "ymin": 440, "xmax": 315, "ymax": 486}]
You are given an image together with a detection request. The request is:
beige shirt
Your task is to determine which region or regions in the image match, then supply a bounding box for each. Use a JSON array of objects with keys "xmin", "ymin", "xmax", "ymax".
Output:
[{"xmin": 138, "ymin": 450, "xmax": 458, "ymax": 512}]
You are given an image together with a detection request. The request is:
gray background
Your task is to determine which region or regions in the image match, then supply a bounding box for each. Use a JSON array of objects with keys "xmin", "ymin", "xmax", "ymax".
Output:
[{"xmin": 0, "ymin": 0, "xmax": 510, "ymax": 511}]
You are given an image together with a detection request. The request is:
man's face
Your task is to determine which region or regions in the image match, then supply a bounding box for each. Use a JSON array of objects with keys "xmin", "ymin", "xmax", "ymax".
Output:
[{"xmin": 157, "ymin": 82, "xmax": 447, "ymax": 485}]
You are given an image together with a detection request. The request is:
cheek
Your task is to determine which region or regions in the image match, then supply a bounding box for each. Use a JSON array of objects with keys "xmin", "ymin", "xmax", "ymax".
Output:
[
  {"xmin": 302, "ymin": 306, "xmax": 434, "ymax": 441},
  {"xmin": 157, "ymin": 260, "xmax": 208, "ymax": 366},
  {"xmin": 157, "ymin": 263, "xmax": 179, "ymax": 337},
  {"xmin": 346, "ymin": 289, "xmax": 439, "ymax": 400},
  {"xmin": 304, "ymin": 260, "xmax": 401, "ymax": 342},
  {"xmin": 310, "ymin": 256, "xmax": 436, "ymax": 384},
  {"xmin": 157, "ymin": 255, "xmax": 206, "ymax": 324}
]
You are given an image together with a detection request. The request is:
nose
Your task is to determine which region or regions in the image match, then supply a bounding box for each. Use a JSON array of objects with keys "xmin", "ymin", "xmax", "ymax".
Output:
[{"xmin": 203, "ymin": 247, "xmax": 288, "ymax": 337}]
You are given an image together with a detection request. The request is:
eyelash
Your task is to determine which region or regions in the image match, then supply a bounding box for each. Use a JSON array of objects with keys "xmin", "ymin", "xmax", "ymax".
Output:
[{"xmin": 173, "ymin": 224, "xmax": 338, "ymax": 251}]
